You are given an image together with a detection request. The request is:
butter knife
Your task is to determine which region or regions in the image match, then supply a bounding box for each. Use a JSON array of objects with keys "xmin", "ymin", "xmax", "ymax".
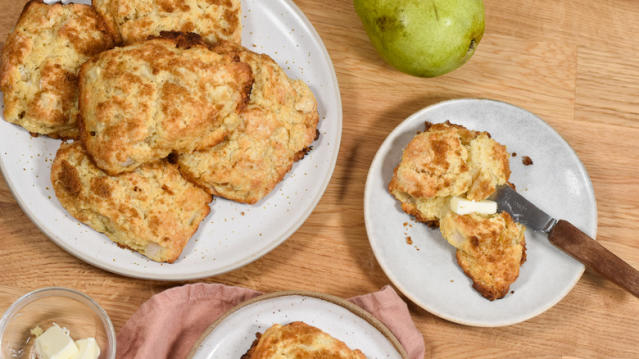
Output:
[{"xmin": 491, "ymin": 185, "xmax": 639, "ymax": 298}]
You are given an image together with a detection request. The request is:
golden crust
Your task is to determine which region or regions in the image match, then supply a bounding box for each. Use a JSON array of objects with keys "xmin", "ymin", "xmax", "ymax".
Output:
[
  {"xmin": 51, "ymin": 142, "xmax": 212, "ymax": 263},
  {"xmin": 241, "ymin": 322, "xmax": 366, "ymax": 359},
  {"xmin": 388, "ymin": 122, "xmax": 510, "ymax": 223},
  {"xmin": 93, "ymin": 0, "xmax": 241, "ymax": 45},
  {"xmin": 177, "ymin": 44, "xmax": 319, "ymax": 204},
  {"xmin": 0, "ymin": 0, "xmax": 115, "ymax": 138},
  {"xmin": 78, "ymin": 33, "xmax": 253, "ymax": 175},
  {"xmin": 440, "ymin": 211, "xmax": 526, "ymax": 300},
  {"xmin": 389, "ymin": 122, "xmax": 523, "ymax": 300}
]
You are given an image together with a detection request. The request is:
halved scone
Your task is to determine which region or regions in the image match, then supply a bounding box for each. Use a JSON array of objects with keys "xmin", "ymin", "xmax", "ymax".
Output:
[
  {"xmin": 389, "ymin": 121, "xmax": 525, "ymax": 300},
  {"xmin": 440, "ymin": 211, "xmax": 526, "ymax": 300},
  {"xmin": 389, "ymin": 121, "xmax": 510, "ymax": 226}
]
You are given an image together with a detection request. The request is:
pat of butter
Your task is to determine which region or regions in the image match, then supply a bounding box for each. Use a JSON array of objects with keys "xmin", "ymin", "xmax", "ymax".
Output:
[
  {"xmin": 34, "ymin": 324, "xmax": 79, "ymax": 359},
  {"xmin": 32, "ymin": 324, "xmax": 101, "ymax": 359},
  {"xmin": 30, "ymin": 325, "xmax": 44, "ymax": 337},
  {"xmin": 450, "ymin": 196, "xmax": 497, "ymax": 215},
  {"xmin": 75, "ymin": 338, "xmax": 100, "ymax": 359}
]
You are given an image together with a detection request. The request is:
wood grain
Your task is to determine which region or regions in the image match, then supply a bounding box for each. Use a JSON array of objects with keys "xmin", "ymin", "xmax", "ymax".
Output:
[{"xmin": 1, "ymin": 0, "xmax": 639, "ymax": 358}]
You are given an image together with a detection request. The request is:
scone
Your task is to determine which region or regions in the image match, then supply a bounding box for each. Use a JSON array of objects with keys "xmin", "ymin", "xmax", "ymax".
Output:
[
  {"xmin": 389, "ymin": 122, "xmax": 510, "ymax": 226},
  {"xmin": 241, "ymin": 322, "xmax": 366, "ymax": 359},
  {"xmin": 78, "ymin": 32, "xmax": 253, "ymax": 175},
  {"xmin": 94, "ymin": 0, "xmax": 241, "ymax": 45},
  {"xmin": 0, "ymin": 0, "xmax": 115, "ymax": 138},
  {"xmin": 177, "ymin": 43, "xmax": 319, "ymax": 204},
  {"xmin": 51, "ymin": 142, "xmax": 212, "ymax": 263},
  {"xmin": 440, "ymin": 211, "xmax": 526, "ymax": 300},
  {"xmin": 389, "ymin": 121, "xmax": 524, "ymax": 300}
]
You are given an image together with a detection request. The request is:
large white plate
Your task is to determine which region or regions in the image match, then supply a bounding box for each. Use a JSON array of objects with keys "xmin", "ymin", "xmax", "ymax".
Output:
[
  {"xmin": 0, "ymin": 0, "xmax": 342, "ymax": 280},
  {"xmin": 364, "ymin": 99, "xmax": 597, "ymax": 326},
  {"xmin": 188, "ymin": 291, "xmax": 407, "ymax": 359}
]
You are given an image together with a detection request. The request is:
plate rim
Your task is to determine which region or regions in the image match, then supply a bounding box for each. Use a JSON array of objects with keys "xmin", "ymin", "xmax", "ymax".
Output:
[
  {"xmin": 364, "ymin": 98, "xmax": 597, "ymax": 327},
  {"xmin": 0, "ymin": 0, "xmax": 343, "ymax": 280},
  {"xmin": 186, "ymin": 290, "xmax": 408, "ymax": 359}
]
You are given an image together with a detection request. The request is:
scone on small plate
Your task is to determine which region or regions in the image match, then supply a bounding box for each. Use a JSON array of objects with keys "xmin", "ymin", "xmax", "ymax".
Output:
[
  {"xmin": 440, "ymin": 211, "xmax": 526, "ymax": 300},
  {"xmin": 389, "ymin": 122, "xmax": 510, "ymax": 226},
  {"xmin": 51, "ymin": 142, "xmax": 212, "ymax": 263},
  {"xmin": 0, "ymin": 0, "xmax": 115, "ymax": 139},
  {"xmin": 78, "ymin": 32, "xmax": 253, "ymax": 175},
  {"xmin": 94, "ymin": 0, "xmax": 241, "ymax": 45},
  {"xmin": 389, "ymin": 121, "xmax": 525, "ymax": 300},
  {"xmin": 177, "ymin": 43, "xmax": 319, "ymax": 204},
  {"xmin": 242, "ymin": 322, "xmax": 366, "ymax": 359}
]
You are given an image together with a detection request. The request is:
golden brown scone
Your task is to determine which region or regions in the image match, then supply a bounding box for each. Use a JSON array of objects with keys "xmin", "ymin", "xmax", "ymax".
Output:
[
  {"xmin": 440, "ymin": 211, "xmax": 526, "ymax": 300},
  {"xmin": 0, "ymin": 0, "xmax": 115, "ymax": 139},
  {"xmin": 177, "ymin": 44, "xmax": 319, "ymax": 204},
  {"xmin": 93, "ymin": 0, "xmax": 241, "ymax": 45},
  {"xmin": 241, "ymin": 322, "xmax": 366, "ymax": 359},
  {"xmin": 390, "ymin": 122, "xmax": 523, "ymax": 300},
  {"xmin": 389, "ymin": 122, "xmax": 510, "ymax": 225},
  {"xmin": 78, "ymin": 33, "xmax": 253, "ymax": 175},
  {"xmin": 51, "ymin": 142, "xmax": 212, "ymax": 263}
]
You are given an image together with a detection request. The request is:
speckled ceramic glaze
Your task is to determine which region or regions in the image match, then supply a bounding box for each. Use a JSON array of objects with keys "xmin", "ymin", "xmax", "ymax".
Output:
[
  {"xmin": 188, "ymin": 292, "xmax": 406, "ymax": 359},
  {"xmin": 0, "ymin": 0, "xmax": 342, "ymax": 280},
  {"xmin": 364, "ymin": 99, "xmax": 597, "ymax": 326}
]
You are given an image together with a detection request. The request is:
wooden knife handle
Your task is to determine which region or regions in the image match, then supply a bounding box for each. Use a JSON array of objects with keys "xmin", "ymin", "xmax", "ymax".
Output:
[{"xmin": 549, "ymin": 220, "xmax": 639, "ymax": 298}]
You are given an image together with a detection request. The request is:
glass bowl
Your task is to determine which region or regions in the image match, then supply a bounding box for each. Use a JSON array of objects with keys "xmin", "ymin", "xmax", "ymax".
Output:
[{"xmin": 0, "ymin": 287, "xmax": 115, "ymax": 359}]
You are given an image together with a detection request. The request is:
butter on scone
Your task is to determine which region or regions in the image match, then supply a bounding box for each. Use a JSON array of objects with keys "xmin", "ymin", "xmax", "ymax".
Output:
[
  {"xmin": 241, "ymin": 322, "xmax": 366, "ymax": 359},
  {"xmin": 177, "ymin": 44, "xmax": 319, "ymax": 204},
  {"xmin": 94, "ymin": 0, "xmax": 241, "ymax": 45},
  {"xmin": 0, "ymin": 0, "xmax": 115, "ymax": 139},
  {"xmin": 51, "ymin": 142, "xmax": 212, "ymax": 263},
  {"xmin": 389, "ymin": 122, "xmax": 510, "ymax": 226},
  {"xmin": 390, "ymin": 122, "xmax": 525, "ymax": 300},
  {"xmin": 440, "ymin": 211, "xmax": 526, "ymax": 300},
  {"xmin": 78, "ymin": 32, "xmax": 253, "ymax": 175}
]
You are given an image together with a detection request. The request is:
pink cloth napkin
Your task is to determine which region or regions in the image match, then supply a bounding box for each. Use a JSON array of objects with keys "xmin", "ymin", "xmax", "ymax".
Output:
[{"xmin": 117, "ymin": 283, "xmax": 425, "ymax": 359}]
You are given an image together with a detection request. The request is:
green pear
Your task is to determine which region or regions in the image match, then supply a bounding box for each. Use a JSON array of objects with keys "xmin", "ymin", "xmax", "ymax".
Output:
[{"xmin": 354, "ymin": 0, "xmax": 485, "ymax": 77}]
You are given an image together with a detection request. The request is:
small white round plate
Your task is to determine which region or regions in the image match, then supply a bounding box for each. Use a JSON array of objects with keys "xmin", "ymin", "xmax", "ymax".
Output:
[
  {"xmin": 0, "ymin": 0, "xmax": 341, "ymax": 279},
  {"xmin": 187, "ymin": 291, "xmax": 407, "ymax": 359},
  {"xmin": 364, "ymin": 99, "xmax": 597, "ymax": 327}
]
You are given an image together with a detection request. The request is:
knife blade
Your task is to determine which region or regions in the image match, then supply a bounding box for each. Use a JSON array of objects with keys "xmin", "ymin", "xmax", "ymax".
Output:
[
  {"xmin": 491, "ymin": 185, "xmax": 557, "ymax": 233},
  {"xmin": 491, "ymin": 185, "xmax": 639, "ymax": 298}
]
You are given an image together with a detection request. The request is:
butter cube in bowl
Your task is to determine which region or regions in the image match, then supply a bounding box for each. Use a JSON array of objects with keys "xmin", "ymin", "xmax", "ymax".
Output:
[{"xmin": 0, "ymin": 287, "xmax": 115, "ymax": 359}]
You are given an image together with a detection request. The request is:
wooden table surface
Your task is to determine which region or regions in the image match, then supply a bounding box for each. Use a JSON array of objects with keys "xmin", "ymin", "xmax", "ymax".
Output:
[{"xmin": 1, "ymin": 0, "xmax": 639, "ymax": 358}]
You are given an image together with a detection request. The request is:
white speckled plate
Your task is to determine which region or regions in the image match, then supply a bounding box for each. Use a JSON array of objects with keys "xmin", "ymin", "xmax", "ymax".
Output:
[
  {"xmin": 0, "ymin": 0, "xmax": 341, "ymax": 279},
  {"xmin": 187, "ymin": 291, "xmax": 407, "ymax": 359},
  {"xmin": 364, "ymin": 99, "xmax": 597, "ymax": 326}
]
